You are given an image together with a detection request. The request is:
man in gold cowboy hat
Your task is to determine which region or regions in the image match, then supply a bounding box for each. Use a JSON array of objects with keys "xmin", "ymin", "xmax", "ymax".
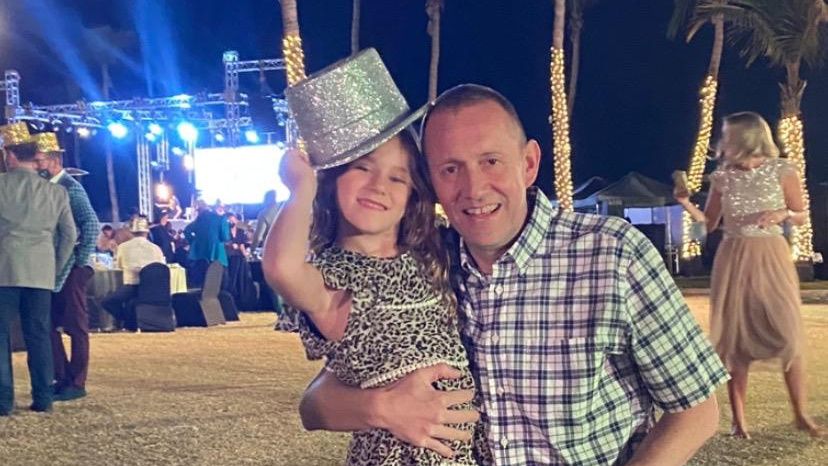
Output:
[
  {"xmin": 0, "ymin": 123, "xmax": 77, "ymax": 415},
  {"xmin": 31, "ymin": 132, "xmax": 100, "ymax": 402}
]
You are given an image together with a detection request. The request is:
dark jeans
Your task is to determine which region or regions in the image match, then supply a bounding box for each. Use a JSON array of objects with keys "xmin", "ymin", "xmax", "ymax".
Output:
[
  {"xmin": 0, "ymin": 287, "xmax": 54, "ymax": 412},
  {"xmin": 51, "ymin": 266, "xmax": 94, "ymax": 390},
  {"xmin": 101, "ymin": 285, "xmax": 138, "ymax": 331}
]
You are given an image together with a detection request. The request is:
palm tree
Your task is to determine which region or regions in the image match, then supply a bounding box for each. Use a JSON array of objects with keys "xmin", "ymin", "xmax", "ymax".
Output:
[
  {"xmin": 696, "ymin": 0, "xmax": 828, "ymax": 261},
  {"xmin": 566, "ymin": 0, "xmax": 602, "ymax": 116},
  {"xmin": 280, "ymin": 0, "xmax": 307, "ymax": 86},
  {"xmin": 551, "ymin": 0, "xmax": 574, "ymax": 211},
  {"xmin": 351, "ymin": 0, "xmax": 361, "ymax": 54},
  {"xmin": 668, "ymin": 0, "xmax": 726, "ymax": 259},
  {"xmin": 426, "ymin": 0, "xmax": 443, "ymax": 102},
  {"xmin": 83, "ymin": 26, "xmax": 137, "ymax": 222}
]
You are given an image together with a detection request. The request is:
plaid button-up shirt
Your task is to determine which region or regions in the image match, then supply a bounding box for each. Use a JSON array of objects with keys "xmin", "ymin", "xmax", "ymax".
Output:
[{"xmin": 454, "ymin": 188, "xmax": 728, "ymax": 466}]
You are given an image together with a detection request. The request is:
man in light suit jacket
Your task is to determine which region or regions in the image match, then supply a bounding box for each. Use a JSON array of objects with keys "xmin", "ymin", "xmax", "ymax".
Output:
[{"xmin": 0, "ymin": 124, "xmax": 77, "ymax": 416}]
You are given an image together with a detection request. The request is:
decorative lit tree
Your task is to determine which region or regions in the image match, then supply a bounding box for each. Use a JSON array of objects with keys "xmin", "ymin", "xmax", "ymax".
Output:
[
  {"xmin": 668, "ymin": 1, "xmax": 726, "ymax": 259},
  {"xmin": 280, "ymin": 0, "xmax": 307, "ymax": 87},
  {"xmin": 551, "ymin": 0, "xmax": 574, "ymax": 211},
  {"xmin": 698, "ymin": 0, "xmax": 828, "ymax": 261},
  {"xmin": 426, "ymin": 0, "xmax": 444, "ymax": 102}
]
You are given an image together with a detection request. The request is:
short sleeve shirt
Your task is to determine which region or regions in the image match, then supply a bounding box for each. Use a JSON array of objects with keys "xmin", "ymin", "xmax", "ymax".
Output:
[{"xmin": 454, "ymin": 188, "xmax": 729, "ymax": 466}]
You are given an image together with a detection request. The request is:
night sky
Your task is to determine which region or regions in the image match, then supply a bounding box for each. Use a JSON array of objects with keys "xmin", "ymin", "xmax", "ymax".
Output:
[{"xmin": 1, "ymin": 0, "xmax": 827, "ymax": 219}]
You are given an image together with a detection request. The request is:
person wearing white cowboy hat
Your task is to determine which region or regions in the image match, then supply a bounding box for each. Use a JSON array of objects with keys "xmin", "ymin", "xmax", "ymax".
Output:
[
  {"xmin": 0, "ymin": 122, "xmax": 77, "ymax": 415},
  {"xmin": 31, "ymin": 132, "xmax": 100, "ymax": 402},
  {"xmin": 101, "ymin": 217, "xmax": 165, "ymax": 331}
]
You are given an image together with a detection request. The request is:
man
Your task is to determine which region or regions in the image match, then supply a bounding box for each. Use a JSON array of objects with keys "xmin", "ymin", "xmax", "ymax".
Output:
[
  {"xmin": 297, "ymin": 85, "xmax": 729, "ymax": 465},
  {"xmin": 0, "ymin": 123, "xmax": 77, "ymax": 415},
  {"xmin": 184, "ymin": 200, "xmax": 230, "ymax": 286},
  {"xmin": 101, "ymin": 217, "xmax": 165, "ymax": 331},
  {"xmin": 250, "ymin": 190, "xmax": 280, "ymax": 253},
  {"xmin": 150, "ymin": 210, "xmax": 175, "ymax": 263},
  {"xmin": 32, "ymin": 132, "xmax": 99, "ymax": 402},
  {"xmin": 113, "ymin": 208, "xmax": 139, "ymax": 245}
]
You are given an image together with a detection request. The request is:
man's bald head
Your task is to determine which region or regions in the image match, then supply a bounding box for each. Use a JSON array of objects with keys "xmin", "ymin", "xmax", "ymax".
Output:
[{"xmin": 421, "ymin": 84, "xmax": 527, "ymax": 152}]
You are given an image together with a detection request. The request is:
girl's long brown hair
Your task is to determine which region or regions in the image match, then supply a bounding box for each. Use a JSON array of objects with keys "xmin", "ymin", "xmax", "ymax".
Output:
[{"xmin": 309, "ymin": 129, "xmax": 453, "ymax": 304}]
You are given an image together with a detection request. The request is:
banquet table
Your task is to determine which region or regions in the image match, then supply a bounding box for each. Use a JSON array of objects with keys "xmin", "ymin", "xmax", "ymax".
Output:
[{"xmin": 87, "ymin": 265, "xmax": 187, "ymax": 331}]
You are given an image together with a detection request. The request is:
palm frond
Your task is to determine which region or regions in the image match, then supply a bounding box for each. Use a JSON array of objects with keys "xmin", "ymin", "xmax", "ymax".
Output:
[{"xmin": 667, "ymin": 0, "xmax": 697, "ymax": 40}]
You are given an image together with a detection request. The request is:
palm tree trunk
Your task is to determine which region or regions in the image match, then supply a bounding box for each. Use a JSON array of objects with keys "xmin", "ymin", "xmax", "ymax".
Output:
[
  {"xmin": 102, "ymin": 62, "xmax": 120, "ymax": 222},
  {"xmin": 280, "ymin": 0, "xmax": 306, "ymax": 86},
  {"xmin": 551, "ymin": 0, "xmax": 573, "ymax": 211},
  {"xmin": 351, "ymin": 0, "xmax": 361, "ymax": 54},
  {"xmin": 566, "ymin": 11, "xmax": 583, "ymax": 116},
  {"xmin": 681, "ymin": 14, "xmax": 723, "ymax": 259},
  {"xmin": 426, "ymin": 0, "xmax": 443, "ymax": 102},
  {"xmin": 778, "ymin": 59, "xmax": 813, "ymax": 261}
]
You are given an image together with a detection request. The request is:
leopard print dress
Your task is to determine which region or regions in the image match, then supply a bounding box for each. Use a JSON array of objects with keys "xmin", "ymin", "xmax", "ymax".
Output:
[{"xmin": 278, "ymin": 247, "xmax": 492, "ymax": 466}]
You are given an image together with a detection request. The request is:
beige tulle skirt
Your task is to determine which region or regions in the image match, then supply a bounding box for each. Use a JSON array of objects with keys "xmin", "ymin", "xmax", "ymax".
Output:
[{"xmin": 710, "ymin": 235, "xmax": 803, "ymax": 371}]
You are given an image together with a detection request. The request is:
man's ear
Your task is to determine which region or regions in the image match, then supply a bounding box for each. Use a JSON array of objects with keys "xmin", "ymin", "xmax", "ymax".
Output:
[{"xmin": 522, "ymin": 139, "xmax": 541, "ymax": 186}]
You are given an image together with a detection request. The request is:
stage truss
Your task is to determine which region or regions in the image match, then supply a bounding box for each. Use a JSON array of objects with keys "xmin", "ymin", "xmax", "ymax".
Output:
[{"xmin": 1, "ymin": 51, "xmax": 297, "ymax": 220}]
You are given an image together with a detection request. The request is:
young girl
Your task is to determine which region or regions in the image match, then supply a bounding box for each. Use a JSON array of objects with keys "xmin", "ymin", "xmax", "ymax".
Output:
[
  {"xmin": 676, "ymin": 112, "xmax": 822, "ymax": 439},
  {"xmin": 263, "ymin": 51, "xmax": 491, "ymax": 465}
]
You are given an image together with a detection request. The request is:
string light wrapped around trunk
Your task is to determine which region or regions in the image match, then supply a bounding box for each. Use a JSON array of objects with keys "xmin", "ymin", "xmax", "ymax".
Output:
[
  {"xmin": 681, "ymin": 75, "xmax": 718, "ymax": 259},
  {"xmin": 778, "ymin": 115, "xmax": 814, "ymax": 261},
  {"xmin": 282, "ymin": 35, "xmax": 307, "ymax": 86},
  {"xmin": 550, "ymin": 47, "xmax": 573, "ymax": 212}
]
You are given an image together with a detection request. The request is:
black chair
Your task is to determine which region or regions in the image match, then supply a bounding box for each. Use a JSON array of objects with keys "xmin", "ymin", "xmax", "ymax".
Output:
[
  {"xmin": 127, "ymin": 263, "xmax": 176, "ymax": 332},
  {"xmin": 172, "ymin": 261, "xmax": 227, "ymax": 327}
]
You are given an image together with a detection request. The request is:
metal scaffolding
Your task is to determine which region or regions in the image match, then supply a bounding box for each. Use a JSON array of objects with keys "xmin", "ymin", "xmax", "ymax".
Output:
[{"xmin": 2, "ymin": 51, "xmax": 291, "ymax": 220}]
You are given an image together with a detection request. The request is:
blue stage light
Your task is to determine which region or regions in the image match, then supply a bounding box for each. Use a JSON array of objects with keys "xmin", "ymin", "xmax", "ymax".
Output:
[
  {"xmin": 77, "ymin": 127, "xmax": 92, "ymax": 139},
  {"xmin": 148, "ymin": 123, "xmax": 163, "ymax": 135},
  {"xmin": 145, "ymin": 133, "xmax": 157, "ymax": 142},
  {"xmin": 177, "ymin": 121, "xmax": 198, "ymax": 143},
  {"xmin": 244, "ymin": 129, "xmax": 259, "ymax": 144},
  {"xmin": 214, "ymin": 132, "xmax": 225, "ymax": 143},
  {"xmin": 171, "ymin": 147, "xmax": 185, "ymax": 156},
  {"xmin": 107, "ymin": 122, "xmax": 128, "ymax": 139}
]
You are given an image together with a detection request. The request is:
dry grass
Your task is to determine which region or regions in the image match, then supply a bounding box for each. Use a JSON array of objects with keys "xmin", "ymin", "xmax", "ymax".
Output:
[{"xmin": 1, "ymin": 299, "xmax": 826, "ymax": 465}]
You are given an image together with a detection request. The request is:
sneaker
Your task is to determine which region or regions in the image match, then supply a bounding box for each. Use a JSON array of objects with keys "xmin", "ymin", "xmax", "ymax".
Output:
[{"xmin": 54, "ymin": 386, "xmax": 86, "ymax": 402}]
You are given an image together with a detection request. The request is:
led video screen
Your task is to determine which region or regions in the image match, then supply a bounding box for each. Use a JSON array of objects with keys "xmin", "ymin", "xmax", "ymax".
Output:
[{"xmin": 193, "ymin": 144, "xmax": 290, "ymax": 205}]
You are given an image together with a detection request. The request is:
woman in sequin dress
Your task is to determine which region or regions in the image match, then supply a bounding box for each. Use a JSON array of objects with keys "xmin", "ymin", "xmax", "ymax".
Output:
[{"xmin": 676, "ymin": 112, "xmax": 822, "ymax": 439}]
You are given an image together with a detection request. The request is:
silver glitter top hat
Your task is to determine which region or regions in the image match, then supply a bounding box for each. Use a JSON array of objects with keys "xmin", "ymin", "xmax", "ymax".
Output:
[{"xmin": 286, "ymin": 48, "xmax": 427, "ymax": 170}]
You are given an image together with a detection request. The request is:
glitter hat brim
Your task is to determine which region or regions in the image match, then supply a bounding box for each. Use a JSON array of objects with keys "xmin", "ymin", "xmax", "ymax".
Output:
[{"xmin": 311, "ymin": 102, "xmax": 427, "ymax": 170}]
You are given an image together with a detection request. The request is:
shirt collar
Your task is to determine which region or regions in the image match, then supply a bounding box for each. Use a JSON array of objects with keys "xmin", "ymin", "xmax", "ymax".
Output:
[
  {"xmin": 49, "ymin": 169, "xmax": 66, "ymax": 184},
  {"xmin": 458, "ymin": 187, "xmax": 555, "ymax": 276}
]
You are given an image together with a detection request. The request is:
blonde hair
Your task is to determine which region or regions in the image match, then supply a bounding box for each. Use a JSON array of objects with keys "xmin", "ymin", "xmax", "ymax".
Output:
[{"xmin": 716, "ymin": 111, "xmax": 780, "ymax": 167}]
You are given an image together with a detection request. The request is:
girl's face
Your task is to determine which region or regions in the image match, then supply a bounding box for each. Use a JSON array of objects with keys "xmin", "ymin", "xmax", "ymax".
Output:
[{"xmin": 335, "ymin": 135, "xmax": 413, "ymax": 241}]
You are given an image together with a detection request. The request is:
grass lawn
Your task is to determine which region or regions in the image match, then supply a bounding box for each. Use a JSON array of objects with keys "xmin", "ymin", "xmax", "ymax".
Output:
[{"xmin": 2, "ymin": 300, "xmax": 826, "ymax": 465}]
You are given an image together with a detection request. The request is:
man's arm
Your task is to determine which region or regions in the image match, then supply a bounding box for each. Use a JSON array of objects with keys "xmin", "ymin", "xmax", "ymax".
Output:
[
  {"xmin": 622, "ymin": 224, "xmax": 728, "ymax": 465},
  {"xmin": 626, "ymin": 395, "xmax": 718, "ymax": 466},
  {"xmin": 69, "ymin": 185, "xmax": 99, "ymax": 267},
  {"xmin": 300, "ymin": 364, "xmax": 479, "ymax": 459},
  {"xmin": 54, "ymin": 190, "xmax": 78, "ymax": 276}
]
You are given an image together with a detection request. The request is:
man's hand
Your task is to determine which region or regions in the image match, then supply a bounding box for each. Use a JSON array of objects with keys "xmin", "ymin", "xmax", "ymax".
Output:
[{"xmin": 371, "ymin": 363, "xmax": 480, "ymax": 458}]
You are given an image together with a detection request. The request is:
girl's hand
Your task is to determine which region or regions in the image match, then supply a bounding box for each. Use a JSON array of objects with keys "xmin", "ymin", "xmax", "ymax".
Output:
[
  {"xmin": 757, "ymin": 209, "xmax": 788, "ymax": 229},
  {"xmin": 280, "ymin": 148, "xmax": 317, "ymax": 193},
  {"xmin": 673, "ymin": 187, "xmax": 691, "ymax": 204}
]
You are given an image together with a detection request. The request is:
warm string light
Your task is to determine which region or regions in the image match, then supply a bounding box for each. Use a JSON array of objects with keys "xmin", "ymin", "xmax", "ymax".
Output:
[
  {"xmin": 778, "ymin": 116, "xmax": 814, "ymax": 261},
  {"xmin": 681, "ymin": 76, "xmax": 717, "ymax": 259},
  {"xmin": 282, "ymin": 34, "xmax": 307, "ymax": 86},
  {"xmin": 281, "ymin": 33, "xmax": 307, "ymax": 153},
  {"xmin": 550, "ymin": 47, "xmax": 573, "ymax": 212}
]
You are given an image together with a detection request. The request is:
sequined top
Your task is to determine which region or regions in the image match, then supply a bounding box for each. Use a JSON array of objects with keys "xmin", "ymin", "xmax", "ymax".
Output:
[{"xmin": 709, "ymin": 158, "xmax": 796, "ymax": 238}]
